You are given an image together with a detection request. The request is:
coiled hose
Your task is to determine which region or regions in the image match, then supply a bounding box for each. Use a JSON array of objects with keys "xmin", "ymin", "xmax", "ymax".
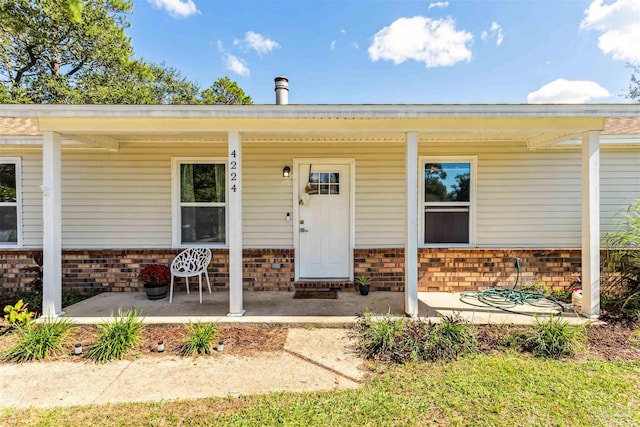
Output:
[{"xmin": 459, "ymin": 258, "xmax": 565, "ymax": 316}]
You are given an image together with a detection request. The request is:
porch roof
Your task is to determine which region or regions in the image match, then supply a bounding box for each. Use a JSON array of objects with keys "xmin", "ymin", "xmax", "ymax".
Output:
[{"xmin": 0, "ymin": 103, "xmax": 638, "ymax": 149}]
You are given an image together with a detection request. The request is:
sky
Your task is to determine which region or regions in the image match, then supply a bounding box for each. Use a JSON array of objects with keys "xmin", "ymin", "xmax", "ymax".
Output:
[{"xmin": 128, "ymin": 0, "xmax": 640, "ymax": 104}]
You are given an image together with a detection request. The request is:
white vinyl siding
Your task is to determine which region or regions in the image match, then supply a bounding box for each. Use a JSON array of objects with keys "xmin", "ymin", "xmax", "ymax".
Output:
[
  {"xmin": 243, "ymin": 142, "xmax": 405, "ymax": 248},
  {"xmin": 3, "ymin": 140, "xmax": 639, "ymax": 249}
]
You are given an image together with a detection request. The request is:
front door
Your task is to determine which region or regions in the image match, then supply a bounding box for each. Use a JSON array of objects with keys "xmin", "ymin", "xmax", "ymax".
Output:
[{"xmin": 298, "ymin": 163, "xmax": 351, "ymax": 279}]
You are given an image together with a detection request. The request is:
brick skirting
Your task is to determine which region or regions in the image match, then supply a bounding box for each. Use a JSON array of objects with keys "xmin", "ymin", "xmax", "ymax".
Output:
[{"xmin": 0, "ymin": 247, "xmax": 586, "ymax": 295}]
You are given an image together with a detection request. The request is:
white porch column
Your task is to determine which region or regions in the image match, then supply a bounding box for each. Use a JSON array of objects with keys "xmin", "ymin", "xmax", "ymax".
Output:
[
  {"xmin": 42, "ymin": 132, "xmax": 62, "ymax": 317},
  {"xmin": 405, "ymin": 132, "xmax": 419, "ymax": 316},
  {"xmin": 581, "ymin": 131, "xmax": 600, "ymax": 318},
  {"xmin": 227, "ymin": 131, "xmax": 245, "ymax": 316}
]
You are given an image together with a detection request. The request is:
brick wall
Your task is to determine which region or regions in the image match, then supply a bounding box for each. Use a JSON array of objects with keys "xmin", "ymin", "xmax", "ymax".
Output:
[{"xmin": 1, "ymin": 247, "xmax": 586, "ymax": 295}]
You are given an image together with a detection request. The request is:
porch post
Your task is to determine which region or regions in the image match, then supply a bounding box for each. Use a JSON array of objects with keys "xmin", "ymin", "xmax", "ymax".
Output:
[
  {"xmin": 581, "ymin": 131, "xmax": 600, "ymax": 318},
  {"xmin": 405, "ymin": 132, "xmax": 419, "ymax": 316},
  {"xmin": 227, "ymin": 131, "xmax": 245, "ymax": 316},
  {"xmin": 42, "ymin": 132, "xmax": 62, "ymax": 317}
]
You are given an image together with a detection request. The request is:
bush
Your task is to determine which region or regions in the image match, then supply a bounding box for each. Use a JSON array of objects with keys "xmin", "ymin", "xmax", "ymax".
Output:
[
  {"xmin": 180, "ymin": 322, "xmax": 218, "ymax": 356},
  {"xmin": 423, "ymin": 314, "xmax": 477, "ymax": 362},
  {"xmin": 3, "ymin": 299, "xmax": 35, "ymax": 327},
  {"xmin": 602, "ymin": 200, "xmax": 640, "ymax": 316},
  {"xmin": 354, "ymin": 313, "xmax": 477, "ymax": 363},
  {"xmin": 2, "ymin": 318, "xmax": 73, "ymax": 362},
  {"xmin": 523, "ymin": 315, "xmax": 586, "ymax": 358},
  {"xmin": 354, "ymin": 313, "xmax": 404, "ymax": 361},
  {"xmin": 86, "ymin": 309, "xmax": 144, "ymax": 362}
]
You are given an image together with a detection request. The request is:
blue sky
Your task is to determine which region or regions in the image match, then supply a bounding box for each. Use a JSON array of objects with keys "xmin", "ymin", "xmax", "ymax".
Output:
[{"xmin": 128, "ymin": 0, "xmax": 640, "ymax": 104}]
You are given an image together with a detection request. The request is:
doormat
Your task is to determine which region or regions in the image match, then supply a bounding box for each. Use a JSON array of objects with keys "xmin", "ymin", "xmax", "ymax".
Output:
[{"xmin": 293, "ymin": 289, "xmax": 338, "ymax": 299}]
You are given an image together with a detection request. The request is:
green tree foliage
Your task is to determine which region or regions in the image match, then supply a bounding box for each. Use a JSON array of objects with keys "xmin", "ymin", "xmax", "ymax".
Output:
[
  {"xmin": 0, "ymin": 1, "xmax": 251, "ymax": 104},
  {"xmin": 200, "ymin": 76, "xmax": 253, "ymax": 105},
  {"xmin": 628, "ymin": 63, "xmax": 639, "ymax": 102}
]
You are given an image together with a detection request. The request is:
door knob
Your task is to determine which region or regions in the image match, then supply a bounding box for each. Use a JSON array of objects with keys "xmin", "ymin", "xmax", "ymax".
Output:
[{"xmin": 300, "ymin": 228, "xmax": 309, "ymax": 232}]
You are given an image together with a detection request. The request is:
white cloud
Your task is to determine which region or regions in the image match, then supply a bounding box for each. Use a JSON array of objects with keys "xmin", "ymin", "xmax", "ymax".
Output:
[
  {"xmin": 527, "ymin": 79, "xmax": 610, "ymax": 103},
  {"xmin": 481, "ymin": 22, "xmax": 504, "ymax": 46},
  {"xmin": 352, "ymin": 42, "xmax": 360, "ymax": 49},
  {"xmin": 428, "ymin": 1, "xmax": 449, "ymax": 9},
  {"xmin": 238, "ymin": 31, "xmax": 280, "ymax": 55},
  {"xmin": 147, "ymin": 0, "xmax": 198, "ymax": 18},
  {"xmin": 224, "ymin": 54, "xmax": 250, "ymax": 77},
  {"xmin": 580, "ymin": 0, "xmax": 640, "ymax": 63},
  {"xmin": 340, "ymin": 29, "xmax": 346, "ymax": 34},
  {"xmin": 368, "ymin": 16, "xmax": 473, "ymax": 68},
  {"xmin": 330, "ymin": 40, "xmax": 336, "ymax": 50}
]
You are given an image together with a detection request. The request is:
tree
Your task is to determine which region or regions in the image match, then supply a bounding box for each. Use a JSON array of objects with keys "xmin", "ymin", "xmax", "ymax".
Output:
[
  {"xmin": 628, "ymin": 63, "xmax": 639, "ymax": 102},
  {"xmin": 0, "ymin": 0, "xmax": 133, "ymax": 103},
  {"xmin": 200, "ymin": 77, "xmax": 253, "ymax": 105},
  {"xmin": 0, "ymin": 1, "xmax": 252, "ymax": 105}
]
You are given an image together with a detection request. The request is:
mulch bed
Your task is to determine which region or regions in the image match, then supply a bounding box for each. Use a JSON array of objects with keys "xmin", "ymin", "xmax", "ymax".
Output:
[{"xmin": 0, "ymin": 322, "xmax": 288, "ymax": 362}]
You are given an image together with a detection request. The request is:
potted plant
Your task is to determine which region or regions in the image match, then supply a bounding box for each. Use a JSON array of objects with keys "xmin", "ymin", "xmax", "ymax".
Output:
[
  {"xmin": 139, "ymin": 264, "xmax": 171, "ymax": 300},
  {"xmin": 355, "ymin": 275, "xmax": 371, "ymax": 296}
]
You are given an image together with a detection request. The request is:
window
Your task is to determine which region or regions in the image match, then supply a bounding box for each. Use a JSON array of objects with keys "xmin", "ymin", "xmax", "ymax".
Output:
[
  {"xmin": 172, "ymin": 159, "xmax": 226, "ymax": 246},
  {"xmin": 306, "ymin": 172, "xmax": 340, "ymax": 195},
  {"xmin": 421, "ymin": 157, "xmax": 476, "ymax": 246},
  {"xmin": 0, "ymin": 158, "xmax": 20, "ymax": 246}
]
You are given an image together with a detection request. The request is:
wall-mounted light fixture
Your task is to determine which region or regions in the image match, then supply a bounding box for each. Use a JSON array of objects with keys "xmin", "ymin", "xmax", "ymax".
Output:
[{"xmin": 282, "ymin": 166, "xmax": 291, "ymax": 178}]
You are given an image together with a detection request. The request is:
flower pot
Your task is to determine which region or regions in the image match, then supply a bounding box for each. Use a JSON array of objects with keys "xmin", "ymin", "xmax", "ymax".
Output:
[
  {"xmin": 144, "ymin": 285, "xmax": 168, "ymax": 300},
  {"xmin": 358, "ymin": 284, "xmax": 370, "ymax": 296}
]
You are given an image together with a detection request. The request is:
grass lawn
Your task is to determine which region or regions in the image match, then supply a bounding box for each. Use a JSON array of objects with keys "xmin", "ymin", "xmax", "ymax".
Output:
[{"xmin": 2, "ymin": 354, "xmax": 639, "ymax": 427}]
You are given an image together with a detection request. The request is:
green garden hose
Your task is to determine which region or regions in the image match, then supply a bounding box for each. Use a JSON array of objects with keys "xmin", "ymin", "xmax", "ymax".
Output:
[{"xmin": 459, "ymin": 259, "xmax": 565, "ymax": 316}]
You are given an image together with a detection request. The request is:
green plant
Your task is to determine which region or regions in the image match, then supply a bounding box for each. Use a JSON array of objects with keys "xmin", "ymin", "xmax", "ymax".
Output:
[
  {"xmin": 602, "ymin": 200, "xmax": 640, "ymax": 315},
  {"xmin": 2, "ymin": 318, "xmax": 73, "ymax": 362},
  {"xmin": 86, "ymin": 309, "xmax": 145, "ymax": 362},
  {"xmin": 423, "ymin": 314, "xmax": 477, "ymax": 361},
  {"xmin": 180, "ymin": 322, "xmax": 219, "ymax": 356},
  {"xmin": 3, "ymin": 299, "xmax": 35, "ymax": 326},
  {"xmin": 355, "ymin": 276, "xmax": 371, "ymax": 287},
  {"xmin": 354, "ymin": 313, "xmax": 403, "ymax": 360},
  {"xmin": 523, "ymin": 315, "xmax": 586, "ymax": 358}
]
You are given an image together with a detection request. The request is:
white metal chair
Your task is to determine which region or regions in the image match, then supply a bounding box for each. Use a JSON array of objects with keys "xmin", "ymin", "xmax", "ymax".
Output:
[{"xmin": 169, "ymin": 247, "xmax": 212, "ymax": 304}]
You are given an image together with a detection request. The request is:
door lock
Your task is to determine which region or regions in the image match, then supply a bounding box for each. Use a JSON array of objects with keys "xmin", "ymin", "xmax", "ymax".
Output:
[{"xmin": 300, "ymin": 228, "xmax": 309, "ymax": 232}]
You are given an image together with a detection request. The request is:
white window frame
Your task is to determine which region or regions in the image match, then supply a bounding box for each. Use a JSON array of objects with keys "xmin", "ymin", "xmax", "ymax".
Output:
[
  {"xmin": 0, "ymin": 157, "xmax": 22, "ymax": 247},
  {"xmin": 418, "ymin": 156, "xmax": 477, "ymax": 248},
  {"xmin": 171, "ymin": 157, "xmax": 228, "ymax": 248}
]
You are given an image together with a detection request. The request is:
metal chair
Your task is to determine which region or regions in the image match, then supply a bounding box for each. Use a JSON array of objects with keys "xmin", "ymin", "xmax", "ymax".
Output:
[{"xmin": 169, "ymin": 247, "xmax": 212, "ymax": 304}]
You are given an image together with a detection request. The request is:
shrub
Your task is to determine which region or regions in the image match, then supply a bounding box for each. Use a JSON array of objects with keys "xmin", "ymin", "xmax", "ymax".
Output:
[
  {"xmin": 602, "ymin": 200, "xmax": 640, "ymax": 316},
  {"xmin": 354, "ymin": 313, "xmax": 477, "ymax": 363},
  {"xmin": 2, "ymin": 318, "xmax": 73, "ymax": 362},
  {"xmin": 423, "ymin": 314, "xmax": 477, "ymax": 361},
  {"xmin": 354, "ymin": 313, "xmax": 404, "ymax": 361},
  {"xmin": 86, "ymin": 309, "xmax": 145, "ymax": 362},
  {"xmin": 523, "ymin": 315, "xmax": 586, "ymax": 358},
  {"xmin": 180, "ymin": 322, "xmax": 218, "ymax": 356},
  {"xmin": 3, "ymin": 299, "xmax": 35, "ymax": 327}
]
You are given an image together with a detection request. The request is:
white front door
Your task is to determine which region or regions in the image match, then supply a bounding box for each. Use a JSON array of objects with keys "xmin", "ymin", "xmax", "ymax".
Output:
[{"xmin": 298, "ymin": 163, "xmax": 351, "ymax": 279}]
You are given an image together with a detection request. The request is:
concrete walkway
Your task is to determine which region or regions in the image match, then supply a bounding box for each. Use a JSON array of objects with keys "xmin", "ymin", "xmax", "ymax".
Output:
[{"xmin": 0, "ymin": 328, "xmax": 363, "ymax": 409}]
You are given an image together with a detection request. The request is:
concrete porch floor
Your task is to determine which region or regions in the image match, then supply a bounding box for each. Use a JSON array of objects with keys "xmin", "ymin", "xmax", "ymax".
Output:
[{"xmin": 61, "ymin": 290, "xmax": 590, "ymax": 326}]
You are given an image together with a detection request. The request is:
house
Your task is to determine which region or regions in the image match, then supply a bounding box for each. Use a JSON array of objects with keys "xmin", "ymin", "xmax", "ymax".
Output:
[{"xmin": 0, "ymin": 78, "xmax": 638, "ymax": 319}]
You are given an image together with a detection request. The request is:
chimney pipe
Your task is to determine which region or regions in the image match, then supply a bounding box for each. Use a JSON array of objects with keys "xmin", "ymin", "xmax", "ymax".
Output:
[{"xmin": 274, "ymin": 76, "xmax": 289, "ymax": 105}]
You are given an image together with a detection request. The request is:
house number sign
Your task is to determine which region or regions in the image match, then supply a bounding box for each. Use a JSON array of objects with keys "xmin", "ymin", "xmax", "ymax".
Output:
[{"xmin": 229, "ymin": 149, "xmax": 238, "ymax": 193}]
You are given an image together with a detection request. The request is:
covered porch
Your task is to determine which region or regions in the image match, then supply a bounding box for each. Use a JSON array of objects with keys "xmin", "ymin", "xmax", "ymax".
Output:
[
  {"xmin": 1, "ymin": 104, "xmax": 638, "ymax": 321},
  {"xmin": 60, "ymin": 290, "xmax": 589, "ymax": 326}
]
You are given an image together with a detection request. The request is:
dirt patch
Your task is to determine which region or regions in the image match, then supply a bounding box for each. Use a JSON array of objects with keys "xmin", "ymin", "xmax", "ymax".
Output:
[
  {"xmin": 0, "ymin": 324, "xmax": 288, "ymax": 362},
  {"xmin": 587, "ymin": 323, "xmax": 640, "ymax": 362},
  {"xmin": 476, "ymin": 323, "xmax": 640, "ymax": 362}
]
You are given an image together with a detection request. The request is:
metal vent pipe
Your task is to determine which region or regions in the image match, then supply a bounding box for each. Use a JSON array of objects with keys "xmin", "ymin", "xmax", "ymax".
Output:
[{"xmin": 274, "ymin": 76, "xmax": 289, "ymax": 105}]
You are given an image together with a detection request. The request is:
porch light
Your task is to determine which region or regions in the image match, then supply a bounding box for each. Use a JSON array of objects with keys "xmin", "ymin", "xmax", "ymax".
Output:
[
  {"xmin": 74, "ymin": 343, "xmax": 83, "ymax": 355},
  {"xmin": 282, "ymin": 166, "xmax": 291, "ymax": 178}
]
